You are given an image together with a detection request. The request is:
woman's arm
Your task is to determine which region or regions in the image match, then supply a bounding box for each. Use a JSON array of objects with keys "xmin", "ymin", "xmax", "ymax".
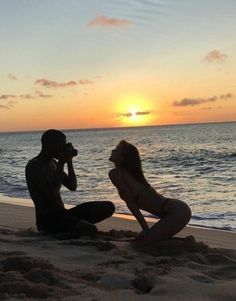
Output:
[
  {"xmin": 109, "ymin": 169, "xmax": 149, "ymax": 230},
  {"xmin": 126, "ymin": 202, "xmax": 149, "ymax": 230}
]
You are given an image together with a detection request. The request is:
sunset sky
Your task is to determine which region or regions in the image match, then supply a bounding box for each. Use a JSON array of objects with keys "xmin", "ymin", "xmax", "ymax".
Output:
[{"xmin": 0, "ymin": 0, "xmax": 236, "ymax": 132}]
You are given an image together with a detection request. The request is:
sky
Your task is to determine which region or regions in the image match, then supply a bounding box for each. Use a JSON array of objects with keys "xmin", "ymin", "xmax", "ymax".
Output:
[{"xmin": 0, "ymin": 0, "xmax": 236, "ymax": 131}]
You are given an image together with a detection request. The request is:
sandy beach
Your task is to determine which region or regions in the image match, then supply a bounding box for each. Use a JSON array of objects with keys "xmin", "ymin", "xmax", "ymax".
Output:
[{"xmin": 0, "ymin": 194, "xmax": 235, "ymax": 301}]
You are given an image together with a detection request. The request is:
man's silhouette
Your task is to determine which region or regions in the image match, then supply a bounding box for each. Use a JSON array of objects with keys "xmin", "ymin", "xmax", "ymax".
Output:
[{"xmin": 25, "ymin": 129, "xmax": 115, "ymax": 236}]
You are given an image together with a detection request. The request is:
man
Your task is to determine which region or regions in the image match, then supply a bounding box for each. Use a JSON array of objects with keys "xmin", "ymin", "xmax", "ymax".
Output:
[{"xmin": 25, "ymin": 129, "xmax": 115, "ymax": 236}]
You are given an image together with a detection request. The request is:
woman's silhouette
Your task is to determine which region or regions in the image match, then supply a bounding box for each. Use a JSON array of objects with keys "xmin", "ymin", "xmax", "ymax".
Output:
[{"xmin": 109, "ymin": 140, "xmax": 191, "ymax": 242}]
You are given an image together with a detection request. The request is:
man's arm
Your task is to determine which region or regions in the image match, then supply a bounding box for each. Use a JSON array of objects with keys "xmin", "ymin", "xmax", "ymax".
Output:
[{"xmin": 62, "ymin": 160, "xmax": 77, "ymax": 191}]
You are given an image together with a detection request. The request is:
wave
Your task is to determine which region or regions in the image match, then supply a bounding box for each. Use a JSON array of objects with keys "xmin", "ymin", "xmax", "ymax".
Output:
[
  {"xmin": 191, "ymin": 214, "xmax": 229, "ymax": 221},
  {"xmin": 188, "ymin": 223, "xmax": 234, "ymax": 232},
  {"xmin": 0, "ymin": 176, "xmax": 29, "ymax": 199},
  {"xmin": 228, "ymin": 153, "xmax": 236, "ymax": 157}
]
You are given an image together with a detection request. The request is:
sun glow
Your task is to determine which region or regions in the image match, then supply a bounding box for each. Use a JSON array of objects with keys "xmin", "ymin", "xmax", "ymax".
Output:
[{"xmin": 115, "ymin": 94, "xmax": 154, "ymax": 126}]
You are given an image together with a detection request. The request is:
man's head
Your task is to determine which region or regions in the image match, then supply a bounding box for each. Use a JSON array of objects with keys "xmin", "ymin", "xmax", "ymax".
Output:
[{"xmin": 41, "ymin": 129, "xmax": 66, "ymax": 158}]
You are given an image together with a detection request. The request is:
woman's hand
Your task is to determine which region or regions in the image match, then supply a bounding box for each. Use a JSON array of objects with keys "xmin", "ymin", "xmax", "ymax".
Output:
[{"xmin": 134, "ymin": 229, "xmax": 149, "ymax": 241}]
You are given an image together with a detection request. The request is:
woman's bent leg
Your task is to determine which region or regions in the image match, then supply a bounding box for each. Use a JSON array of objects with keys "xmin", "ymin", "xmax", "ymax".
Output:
[{"xmin": 145, "ymin": 200, "xmax": 191, "ymax": 242}]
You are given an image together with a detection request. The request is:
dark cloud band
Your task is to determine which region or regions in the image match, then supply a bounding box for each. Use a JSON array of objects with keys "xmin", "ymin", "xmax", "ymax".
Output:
[{"xmin": 173, "ymin": 93, "xmax": 232, "ymax": 107}]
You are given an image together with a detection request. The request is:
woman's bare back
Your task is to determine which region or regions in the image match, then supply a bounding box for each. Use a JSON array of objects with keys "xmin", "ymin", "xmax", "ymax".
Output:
[{"xmin": 120, "ymin": 169, "xmax": 168, "ymax": 217}]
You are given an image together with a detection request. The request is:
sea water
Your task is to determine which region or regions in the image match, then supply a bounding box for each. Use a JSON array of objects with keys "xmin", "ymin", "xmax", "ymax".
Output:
[{"xmin": 0, "ymin": 122, "xmax": 236, "ymax": 231}]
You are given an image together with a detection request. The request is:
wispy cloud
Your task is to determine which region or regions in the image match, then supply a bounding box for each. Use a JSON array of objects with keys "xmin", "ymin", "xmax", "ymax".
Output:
[
  {"xmin": 78, "ymin": 79, "xmax": 93, "ymax": 85},
  {"xmin": 35, "ymin": 79, "xmax": 78, "ymax": 88},
  {"xmin": 173, "ymin": 93, "xmax": 232, "ymax": 107},
  {"xmin": 202, "ymin": 50, "xmax": 228, "ymax": 63},
  {"xmin": 35, "ymin": 91, "xmax": 53, "ymax": 98},
  {"xmin": 135, "ymin": 111, "xmax": 150, "ymax": 116},
  {"xmin": 87, "ymin": 15, "xmax": 132, "ymax": 28},
  {"xmin": 8, "ymin": 73, "xmax": 17, "ymax": 80},
  {"xmin": 0, "ymin": 94, "xmax": 16, "ymax": 100},
  {"xmin": 0, "ymin": 100, "xmax": 17, "ymax": 110},
  {"xmin": 0, "ymin": 91, "xmax": 52, "ymax": 102},
  {"xmin": 35, "ymin": 78, "xmax": 94, "ymax": 88},
  {"xmin": 201, "ymin": 107, "xmax": 213, "ymax": 110},
  {"xmin": 117, "ymin": 111, "xmax": 151, "ymax": 118},
  {"xmin": 0, "ymin": 104, "xmax": 9, "ymax": 109},
  {"xmin": 117, "ymin": 112, "xmax": 132, "ymax": 118},
  {"xmin": 20, "ymin": 94, "xmax": 35, "ymax": 99}
]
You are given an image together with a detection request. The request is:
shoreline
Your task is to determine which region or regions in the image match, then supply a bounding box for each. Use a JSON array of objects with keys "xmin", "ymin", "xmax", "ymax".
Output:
[
  {"xmin": 0, "ymin": 193, "xmax": 235, "ymax": 250},
  {"xmin": 0, "ymin": 193, "xmax": 234, "ymax": 234}
]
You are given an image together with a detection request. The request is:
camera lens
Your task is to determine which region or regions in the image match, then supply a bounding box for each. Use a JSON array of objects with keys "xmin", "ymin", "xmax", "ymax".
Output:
[{"xmin": 72, "ymin": 149, "xmax": 78, "ymax": 157}]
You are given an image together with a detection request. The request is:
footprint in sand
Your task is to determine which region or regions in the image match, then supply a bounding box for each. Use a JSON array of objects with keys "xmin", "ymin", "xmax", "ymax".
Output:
[
  {"xmin": 206, "ymin": 265, "xmax": 236, "ymax": 280},
  {"xmin": 0, "ymin": 254, "xmax": 79, "ymax": 300},
  {"xmin": 2, "ymin": 256, "xmax": 54, "ymax": 273},
  {"xmin": 206, "ymin": 253, "xmax": 236, "ymax": 265},
  {"xmin": 98, "ymin": 259, "xmax": 128, "ymax": 268},
  {"xmin": 100, "ymin": 271, "xmax": 134, "ymax": 289},
  {"xmin": 132, "ymin": 236, "xmax": 209, "ymax": 257},
  {"xmin": 133, "ymin": 275, "xmax": 155, "ymax": 294},
  {"xmin": 190, "ymin": 274, "xmax": 214, "ymax": 283},
  {"xmin": 61, "ymin": 239, "xmax": 116, "ymax": 251},
  {"xmin": 79, "ymin": 271, "xmax": 101, "ymax": 282}
]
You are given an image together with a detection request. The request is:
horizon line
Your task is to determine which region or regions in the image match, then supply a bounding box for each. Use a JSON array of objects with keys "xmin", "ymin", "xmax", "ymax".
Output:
[{"xmin": 0, "ymin": 120, "xmax": 236, "ymax": 135}]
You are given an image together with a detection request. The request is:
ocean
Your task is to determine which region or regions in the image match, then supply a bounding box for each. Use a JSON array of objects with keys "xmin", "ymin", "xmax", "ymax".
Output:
[{"xmin": 0, "ymin": 122, "xmax": 236, "ymax": 231}]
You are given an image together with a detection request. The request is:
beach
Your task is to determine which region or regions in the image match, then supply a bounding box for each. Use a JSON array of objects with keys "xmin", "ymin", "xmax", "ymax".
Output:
[{"xmin": 0, "ymin": 194, "xmax": 235, "ymax": 300}]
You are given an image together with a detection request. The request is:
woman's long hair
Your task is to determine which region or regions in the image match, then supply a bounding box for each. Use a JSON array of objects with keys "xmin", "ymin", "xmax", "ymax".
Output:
[{"xmin": 118, "ymin": 140, "xmax": 150, "ymax": 188}]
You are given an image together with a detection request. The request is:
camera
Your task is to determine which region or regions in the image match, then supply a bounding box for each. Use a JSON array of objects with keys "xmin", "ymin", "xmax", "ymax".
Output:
[{"xmin": 65, "ymin": 143, "xmax": 78, "ymax": 157}]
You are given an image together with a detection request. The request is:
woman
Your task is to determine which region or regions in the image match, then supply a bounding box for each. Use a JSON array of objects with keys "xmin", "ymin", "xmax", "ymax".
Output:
[{"xmin": 109, "ymin": 140, "xmax": 191, "ymax": 242}]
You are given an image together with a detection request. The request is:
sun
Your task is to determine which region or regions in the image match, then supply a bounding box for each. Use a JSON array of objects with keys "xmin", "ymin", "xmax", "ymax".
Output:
[
  {"xmin": 115, "ymin": 93, "xmax": 154, "ymax": 126},
  {"xmin": 129, "ymin": 109, "xmax": 138, "ymax": 122}
]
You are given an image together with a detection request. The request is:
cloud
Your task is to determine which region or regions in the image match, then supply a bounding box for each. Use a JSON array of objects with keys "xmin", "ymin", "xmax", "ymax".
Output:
[
  {"xmin": 201, "ymin": 107, "xmax": 213, "ymax": 110},
  {"xmin": 0, "ymin": 104, "xmax": 9, "ymax": 109},
  {"xmin": 0, "ymin": 100, "xmax": 17, "ymax": 110},
  {"xmin": 220, "ymin": 93, "xmax": 232, "ymax": 99},
  {"xmin": 35, "ymin": 79, "xmax": 78, "ymax": 88},
  {"xmin": 35, "ymin": 91, "xmax": 52, "ymax": 98},
  {"xmin": 135, "ymin": 111, "xmax": 150, "ymax": 116},
  {"xmin": 20, "ymin": 94, "xmax": 35, "ymax": 99},
  {"xmin": 0, "ymin": 94, "xmax": 16, "ymax": 100},
  {"xmin": 0, "ymin": 91, "xmax": 53, "ymax": 105},
  {"xmin": 78, "ymin": 79, "xmax": 93, "ymax": 85},
  {"xmin": 117, "ymin": 111, "xmax": 151, "ymax": 118},
  {"xmin": 8, "ymin": 73, "xmax": 17, "ymax": 80},
  {"xmin": 87, "ymin": 15, "xmax": 132, "ymax": 28},
  {"xmin": 117, "ymin": 112, "xmax": 132, "ymax": 118},
  {"xmin": 202, "ymin": 50, "xmax": 228, "ymax": 63},
  {"xmin": 173, "ymin": 93, "xmax": 232, "ymax": 107}
]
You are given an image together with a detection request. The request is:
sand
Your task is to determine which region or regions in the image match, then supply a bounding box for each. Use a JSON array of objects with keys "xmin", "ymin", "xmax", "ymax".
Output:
[{"xmin": 0, "ymin": 194, "xmax": 236, "ymax": 300}]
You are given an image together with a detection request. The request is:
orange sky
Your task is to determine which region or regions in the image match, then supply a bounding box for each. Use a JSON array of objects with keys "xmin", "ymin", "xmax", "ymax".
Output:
[{"xmin": 0, "ymin": 1, "xmax": 235, "ymax": 131}]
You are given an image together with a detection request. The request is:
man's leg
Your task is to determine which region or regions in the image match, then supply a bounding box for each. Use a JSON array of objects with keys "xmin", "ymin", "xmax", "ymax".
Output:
[
  {"xmin": 66, "ymin": 201, "xmax": 115, "ymax": 224},
  {"xmin": 57, "ymin": 214, "xmax": 98, "ymax": 237}
]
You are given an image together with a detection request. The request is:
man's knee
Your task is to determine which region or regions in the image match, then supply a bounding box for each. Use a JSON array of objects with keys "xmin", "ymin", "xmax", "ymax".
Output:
[{"xmin": 104, "ymin": 201, "xmax": 115, "ymax": 217}]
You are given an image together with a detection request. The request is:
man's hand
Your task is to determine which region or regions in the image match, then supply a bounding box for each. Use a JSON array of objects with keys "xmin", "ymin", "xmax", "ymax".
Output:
[{"xmin": 58, "ymin": 147, "xmax": 74, "ymax": 164}]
